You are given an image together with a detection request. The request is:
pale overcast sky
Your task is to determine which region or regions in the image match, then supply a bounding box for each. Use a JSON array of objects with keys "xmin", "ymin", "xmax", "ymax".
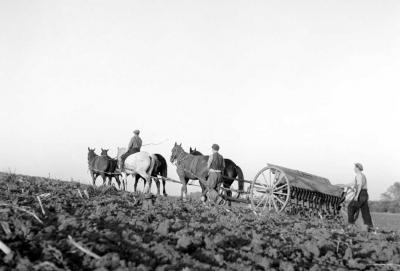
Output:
[{"xmin": 1, "ymin": 0, "xmax": 399, "ymax": 200}]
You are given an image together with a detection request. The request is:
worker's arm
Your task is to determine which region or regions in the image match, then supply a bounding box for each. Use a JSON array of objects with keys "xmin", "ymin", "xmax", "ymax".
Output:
[
  {"xmin": 222, "ymin": 156, "xmax": 226, "ymax": 170},
  {"xmin": 207, "ymin": 154, "xmax": 213, "ymax": 169},
  {"xmin": 127, "ymin": 137, "xmax": 134, "ymax": 150}
]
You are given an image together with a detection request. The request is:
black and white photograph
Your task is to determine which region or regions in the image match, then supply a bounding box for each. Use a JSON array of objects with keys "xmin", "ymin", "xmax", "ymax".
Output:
[{"xmin": 1, "ymin": 0, "xmax": 400, "ymax": 270}]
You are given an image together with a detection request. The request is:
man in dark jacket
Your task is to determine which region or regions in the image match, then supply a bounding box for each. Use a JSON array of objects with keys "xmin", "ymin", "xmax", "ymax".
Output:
[
  {"xmin": 119, "ymin": 130, "xmax": 142, "ymax": 170},
  {"xmin": 206, "ymin": 144, "xmax": 225, "ymax": 203}
]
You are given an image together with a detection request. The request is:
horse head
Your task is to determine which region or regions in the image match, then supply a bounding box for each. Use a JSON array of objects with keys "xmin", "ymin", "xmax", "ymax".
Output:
[
  {"xmin": 101, "ymin": 148, "xmax": 109, "ymax": 156},
  {"xmin": 170, "ymin": 142, "xmax": 183, "ymax": 163},
  {"xmin": 88, "ymin": 147, "xmax": 97, "ymax": 161}
]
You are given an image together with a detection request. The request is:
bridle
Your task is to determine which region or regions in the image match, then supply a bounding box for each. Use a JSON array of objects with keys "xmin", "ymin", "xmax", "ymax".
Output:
[{"xmin": 172, "ymin": 147, "xmax": 189, "ymax": 167}]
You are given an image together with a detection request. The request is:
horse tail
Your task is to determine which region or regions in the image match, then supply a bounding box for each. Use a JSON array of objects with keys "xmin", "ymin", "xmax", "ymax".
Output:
[
  {"xmin": 159, "ymin": 156, "xmax": 167, "ymax": 178},
  {"xmin": 235, "ymin": 165, "xmax": 244, "ymax": 193}
]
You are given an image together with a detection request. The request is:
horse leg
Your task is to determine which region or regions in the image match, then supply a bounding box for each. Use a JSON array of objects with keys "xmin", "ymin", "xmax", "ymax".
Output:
[
  {"xmin": 223, "ymin": 180, "xmax": 232, "ymax": 207},
  {"xmin": 141, "ymin": 173, "xmax": 152, "ymax": 194},
  {"xmin": 224, "ymin": 177, "xmax": 234, "ymax": 199},
  {"xmin": 133, "ymin": 175, "xmax": 139, "ymax": 192},
  {"xmin": 181, "ymin": 177, "xmax": 189, "ymax": 200},
  {"xmin": 198, "ymin": 178, "xmax": 208, "ymax": 202},
  {"xmin": 162, "ymin": 178, "xmax": 167, "ymax": 196},
  {"xmin": 90, "ymin": 172, "xmax": 96, "ymax": 186},
  {"xmin": 121, "ymin": 172, "xmax": 128, "ymax": 191},
  {"xmin": 115, "ymin": 175, "xmax": 121, "ymax": 189},
  {"xmin": 124, "ymin": 174, "xmax": 129, "ymax": 191},
  {"xmin": 101, "ymin": 174, "xmax": 107, "ymax": 186},
  {"xmin": 142, "ymin": 176, "xmax": 147, "ymax": 193},
  {"xmin": 235, "ymin": 165, "xmax": 245, "ymax": 199},
  {"xmin": 154, "ymin": 177, "xmax": 161, "ymax": 196}
]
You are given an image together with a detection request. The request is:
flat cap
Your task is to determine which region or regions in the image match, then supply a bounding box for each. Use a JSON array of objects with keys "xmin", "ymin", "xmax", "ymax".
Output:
[
  {"xmin": 212, "ymin": 144, "xmax": 220, "ymax": 151},
  {"xmin": 133, "ymin": 130, "xmax": 140, "ymax": 135},
  {"xmin": 355, "ymin": 163, "xmax": 363, "ymax": 171}
]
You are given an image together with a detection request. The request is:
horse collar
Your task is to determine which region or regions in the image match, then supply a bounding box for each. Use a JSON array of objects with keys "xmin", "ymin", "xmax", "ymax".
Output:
[{"xmin": 176, "ymin": 151, "xmax": 188, "ymax": 166}]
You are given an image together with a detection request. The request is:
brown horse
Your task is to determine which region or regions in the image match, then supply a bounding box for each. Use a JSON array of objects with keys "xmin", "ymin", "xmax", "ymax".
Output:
[
  {"xmin": 100, "ymin": 149, "xmax": 121, "ymax": 189},
  {"xmin": 189, "ymin": 147, "xmax": 244, "ymax": 199},
  {"xmin": 87, "ymin": 148, "xmax": 117, "ymax": 186},
  {"xmin": 170, "ymin": 143, "xmax": 209, "ymax": 200}
]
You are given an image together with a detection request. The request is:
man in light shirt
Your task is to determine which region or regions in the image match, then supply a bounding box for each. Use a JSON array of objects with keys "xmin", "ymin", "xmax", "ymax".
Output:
[{"xmin": 339, "ymin": 163, "xmax": 373, "ymax": 230}]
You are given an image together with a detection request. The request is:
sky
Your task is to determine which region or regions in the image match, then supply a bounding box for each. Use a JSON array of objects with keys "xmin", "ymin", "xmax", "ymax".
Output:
[{"xmin": 1, "ymin": 0, "xmax": 399, "ymax": 200}]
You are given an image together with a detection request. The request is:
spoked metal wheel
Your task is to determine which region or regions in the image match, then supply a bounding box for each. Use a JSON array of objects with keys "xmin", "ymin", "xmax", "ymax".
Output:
[{"xmin": 250, "ymin": 166, "xmax": 291, "ymax": 214}]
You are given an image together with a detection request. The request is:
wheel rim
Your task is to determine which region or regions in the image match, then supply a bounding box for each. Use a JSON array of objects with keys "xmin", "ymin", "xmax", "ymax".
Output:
[{"xmin": 250, "ymin": 166, "xmax": 290, "ymax": 214}]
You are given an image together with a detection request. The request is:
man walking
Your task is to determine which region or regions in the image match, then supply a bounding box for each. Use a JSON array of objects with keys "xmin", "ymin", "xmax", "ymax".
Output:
[
  {"xmin": 119, "ymin": 130, "xmax": 142, "ymax": 170},
  {"xmin": 340, "ymin": 163, "xmax": 373, "ymax": 230},
  {"xmin": 206, "ymin": 144, "xmax": 225, "ymax": 204}
]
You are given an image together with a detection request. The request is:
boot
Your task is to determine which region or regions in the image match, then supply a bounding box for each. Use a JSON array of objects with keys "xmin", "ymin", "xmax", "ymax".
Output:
[{"xmin": 208, "ymin": 189, "xmax": 225, "ymax": 205}]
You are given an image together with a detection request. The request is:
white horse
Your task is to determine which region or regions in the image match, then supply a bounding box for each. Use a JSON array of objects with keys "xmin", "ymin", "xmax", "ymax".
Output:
[{"xmin": 117, "ymin": 147, "xmax": 156, "ymax": 193}]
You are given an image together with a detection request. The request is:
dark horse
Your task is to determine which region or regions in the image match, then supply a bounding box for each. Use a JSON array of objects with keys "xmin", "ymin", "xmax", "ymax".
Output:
[
  {"xmin": 189, "ymin": 147, "xmax": 244, "ymax": 199},
  {"xmin": 170, "ymin": 143, "xmax": 209, "ymax": 200},
  {"xmin": 100, "ymin": 149, "xmax": 121, "ymax": 188},
  {"xmin": 87, "ymin": 148, "xmax": 121, "ymax": 188},
  {"xmin": 134, "ymin": 153, "xmax": 168, "ymax": 196}
]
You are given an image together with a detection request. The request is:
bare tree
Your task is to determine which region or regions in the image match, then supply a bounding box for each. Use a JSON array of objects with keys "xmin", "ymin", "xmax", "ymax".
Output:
[{"xmin": 381, "ymin": 182, "xmax": 400, "ymax": 201}]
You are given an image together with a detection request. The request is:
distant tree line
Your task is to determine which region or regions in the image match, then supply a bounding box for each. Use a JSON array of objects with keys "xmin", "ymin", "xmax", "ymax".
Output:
[
  {"xmin": 369, "ymin": 200, "xmax": 400, "ymax": 213},
  {"xmin": 368, "ymin": 182, "xmax": 400, "ymax": 213}
]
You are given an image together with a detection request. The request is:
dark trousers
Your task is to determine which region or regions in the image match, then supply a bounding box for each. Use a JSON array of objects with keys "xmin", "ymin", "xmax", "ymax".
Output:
[
  {"xmin": 207, "ymin": 171, "xmax": 222, "ymax": 190},
  {"xmin": 119, "ymin": 148, "xmax": 140, "ymax": 169},
  {"xmin": 348, "ymin": 189, "xmax": 373, "ymax": 228},
  {"xmin": 207, "ymin": 172, "xmax": 222, "ymax": 202}
]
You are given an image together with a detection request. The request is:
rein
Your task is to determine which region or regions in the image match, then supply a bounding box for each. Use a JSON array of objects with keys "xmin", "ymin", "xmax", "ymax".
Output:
[
  {"xmin": 88, "ymin": 166, "xmax": 121, "ymax": 176},
  {"xmin": 142, "ymin": 138, "xmax": 169, "ymax": 147}
]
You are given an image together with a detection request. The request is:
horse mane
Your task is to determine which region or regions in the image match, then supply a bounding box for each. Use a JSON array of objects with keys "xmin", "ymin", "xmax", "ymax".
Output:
[{"xmin": 189, "ymin": 147, "xmax": 203, "ymax": 156}]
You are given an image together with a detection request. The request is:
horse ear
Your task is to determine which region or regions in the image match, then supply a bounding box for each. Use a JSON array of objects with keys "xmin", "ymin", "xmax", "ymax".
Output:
[
  {"xmin": 190, "ymin": 147, "xmax": 192, "ymax": 151},
  {"xmin": 88, "ymin": 147, "xmax": 90, "ymax": 151},
  {"xmin": 174, "ymin": 142, "xmax": 177, "ymax": 146},
  {"xmin": 179, "ymin": 143, "xmax": 182, "ymax": 147}
]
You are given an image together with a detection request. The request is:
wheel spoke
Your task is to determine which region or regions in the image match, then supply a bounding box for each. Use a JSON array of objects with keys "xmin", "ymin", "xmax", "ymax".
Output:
[
  {"xmin": 261, "ymin": 172, "xmax": 268, "ymax": 185},
  {"xmin": 272, "ymin": 174, "xmax": 285, "ymax": 189},
  {"xmin": 269, "ymin": 170, "xmax": 272, "ymax": 187},
  {"xmin": 274, "ymin": 183, "xmax": 288, "ymax": 191},
  {"xmin": 273, "ymin": 191, "xmax": 288, "ymax": 197},
  {"xmin": 256, "ymin": 194, "xmax": 268, "ymax": 208},
  {"xmin": 276, "ymin": 171, "xmax": 281, "ymax": 181},
  {"xmin": 273, "ymin": 195, "xmax": 285, "ymax": 206},
  {"xmin": 254, "ymin": 182, "xmax": 268, "ymax": 188}
]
